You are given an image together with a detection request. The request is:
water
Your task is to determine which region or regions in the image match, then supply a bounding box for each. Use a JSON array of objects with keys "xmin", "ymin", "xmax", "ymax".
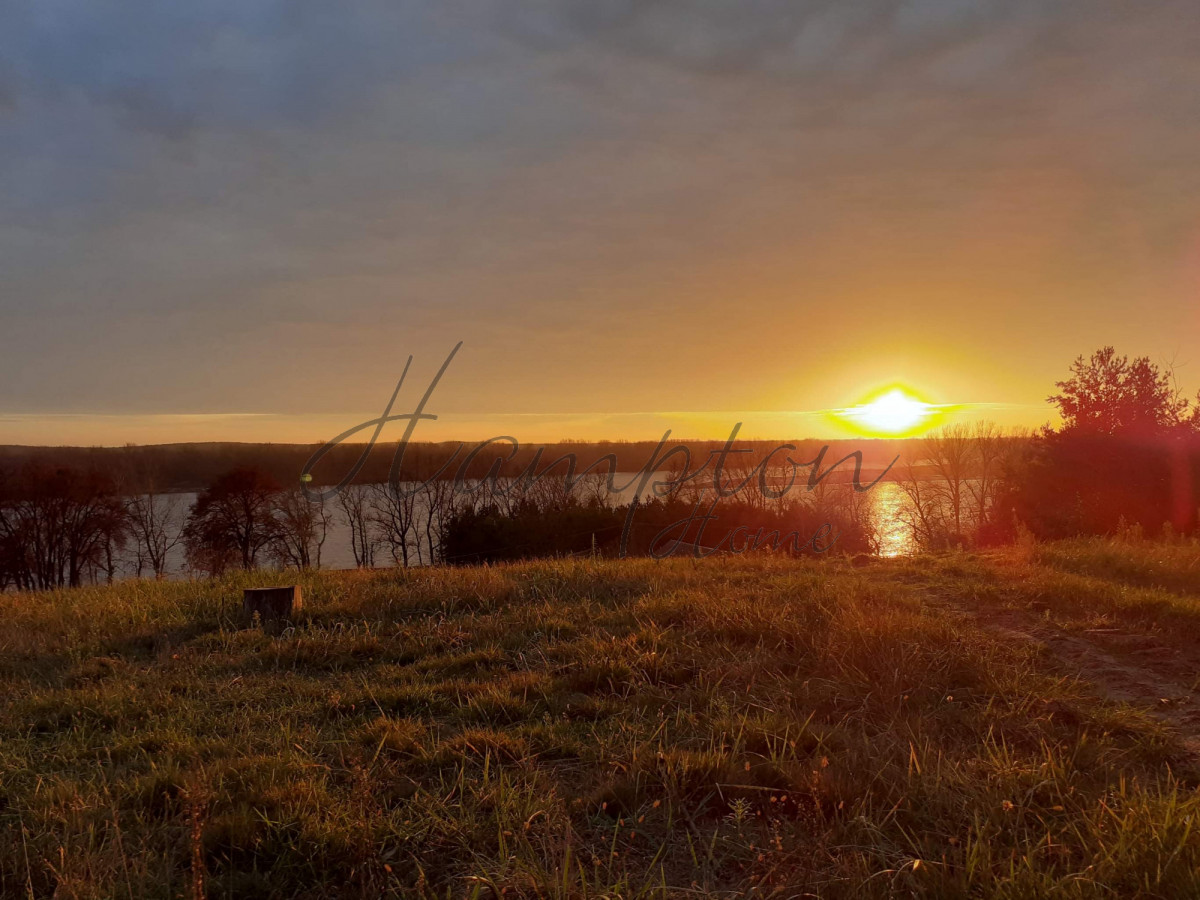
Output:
[
  {"xmin": 148, "ymin": 490, "xmax": 360, "ymax": 575},
  {"xmin": 871, "ymin": 482, "xmax": 916, "ymax": 558},
  {"xmin": 128, "ymin": 477, "xmax": 920, "ymax": 580}
]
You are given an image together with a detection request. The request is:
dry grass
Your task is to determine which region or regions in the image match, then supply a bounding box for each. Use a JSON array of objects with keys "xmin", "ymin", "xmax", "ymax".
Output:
[{"xmin": 2, "ymin": 541, "xmax": 1199, "ymax": 898}]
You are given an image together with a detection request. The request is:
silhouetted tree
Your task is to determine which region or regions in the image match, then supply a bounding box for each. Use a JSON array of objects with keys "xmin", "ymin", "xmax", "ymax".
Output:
[
  {"xmin": 337, "ymin": 486, "xmax": 377, "ymax": 568},
  {"xmin": 898, "ymin": 423, "xmax": 1024, "ymax": 549},
  {"xmin": 122, "ymin": 453, "xmax": 182, "ymax": 579},
  {"xmin": 271, "ymin": 489, "xmax": 331, "ymax": 570},
  {"xmin": 183, "ymin": 467, "xmax": 281, "ymax": 575},
  {"xmin": 0, "ymin": 463, "xmax": 126, "ymax": 589},
  {"xmin": 418, "ymin": 477, "xmax": 455, "ymax": 565},
  {"xmin": 1049, "ymin": 347, "xmax": 1192, "ymax": 436},
  {"xmin": 369, "ymin": 481, "xmax": 419, "ymax": 566},
  {"xmin": 1014, "ymin": 348, "xmax": 1200, "ymax": 537}
]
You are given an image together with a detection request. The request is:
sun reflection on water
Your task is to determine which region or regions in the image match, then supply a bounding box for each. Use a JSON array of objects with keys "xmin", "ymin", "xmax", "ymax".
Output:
[{"xmin": 870, "ymin": 481, "xmax": 915, "ymax": 558}]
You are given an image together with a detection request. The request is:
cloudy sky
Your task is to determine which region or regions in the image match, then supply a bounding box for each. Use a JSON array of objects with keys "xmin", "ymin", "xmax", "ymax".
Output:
[{"xmin": 2, "ymin": 1, "xmax": 1199, "ymax": 443}]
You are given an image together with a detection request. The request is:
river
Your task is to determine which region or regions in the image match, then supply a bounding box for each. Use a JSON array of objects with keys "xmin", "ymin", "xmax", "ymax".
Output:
[{"xmin": 125, "ymin": 477, "xmax": 919, "ymax": 580}]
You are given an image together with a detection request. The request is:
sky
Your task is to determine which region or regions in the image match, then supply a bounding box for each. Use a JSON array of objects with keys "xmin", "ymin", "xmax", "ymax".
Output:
[{"xmin": 2, "ymin": 0, "xmax": 1199, "ymax": 445}]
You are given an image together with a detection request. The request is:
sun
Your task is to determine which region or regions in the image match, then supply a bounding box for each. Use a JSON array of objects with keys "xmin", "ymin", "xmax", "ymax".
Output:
[{"xmin": 836, "ymin": 387, "xmax": 939, "ymax": 437}]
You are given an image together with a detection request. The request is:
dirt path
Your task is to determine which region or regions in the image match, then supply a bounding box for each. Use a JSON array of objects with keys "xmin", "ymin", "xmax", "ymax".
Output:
[{"xmin": 952, "ymin": 603, "xmax": 1200, "ymax": 756}]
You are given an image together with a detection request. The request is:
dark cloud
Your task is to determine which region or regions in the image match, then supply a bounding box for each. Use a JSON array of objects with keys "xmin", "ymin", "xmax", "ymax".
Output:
[{"xmin": 0, "ymin": 1, "xmax": 485, "ymax": 139}]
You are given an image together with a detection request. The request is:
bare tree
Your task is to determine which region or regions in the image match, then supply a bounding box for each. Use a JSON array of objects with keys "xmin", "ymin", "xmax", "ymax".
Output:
[
  {"xmin": 805, "ymin": 470, "xmax": 874, "ymax": 551},
  {"xmin": 898, "ymin": 458, "xmax": 951, "ymax": 550},
  {"xmin": 183, "ymin": 467, "xmax": 281, "ymax": 575},
  {"xmin": 514, "ymin": 469, "xmax": 574, "ymax": 513},
  {"xmin": 898, "ymin": 423, "xmax": 1024, "ymax": 549},
  {"xmin": 123, "ymin": 459, "xmax": 182, "ymax": 579},
  {"xmin": 923, "ymin": 424, "xmax": 974, "ymax": 540},
  {"xmin": 966, "ymin": 422, "xmax": 1006, "ymax": 533},
  {"xmin": 573, "ymin": 469, "xmax": 617, "ymax": 508},
  {"xmin": 418, "ymin": 477, "xmax": 455, "ymax": 565},
  {"xmin": 652, "ymin": 452, "xmax": 693, "ymax": 504},
  {"xmin": 272, "ymin": 489, "xmax": 331, "ymax": 570},
  {"xmin": 370, "ymin": 481, "xmax": 420, "ymax": 567},
  {"xmin": 0, "ymin": 463, "xmax": 127, "ymax": 589},
  {"xmin": 338, "ymin": 485, "xmax": 377, "ymax": 568}
]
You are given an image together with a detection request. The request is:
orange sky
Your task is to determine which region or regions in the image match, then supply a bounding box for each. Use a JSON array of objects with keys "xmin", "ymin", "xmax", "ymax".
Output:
[
  {"xmin": 1, "ymin": 3, "xmax": 1198, "ymax": 446},
  {"xmin": 0, "ymin": 405, "xmax": 1049, "ymax": 446}
]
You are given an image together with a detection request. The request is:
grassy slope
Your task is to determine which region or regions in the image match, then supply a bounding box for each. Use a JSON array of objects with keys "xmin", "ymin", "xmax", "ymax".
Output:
[{"xmin": 2, "ymin": 540, "xmax": 1200, "ymax": 899}]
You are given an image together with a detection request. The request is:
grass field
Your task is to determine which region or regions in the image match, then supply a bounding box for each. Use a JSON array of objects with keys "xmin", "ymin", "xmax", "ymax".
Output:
[{"xmin": 3, "ymin": 539, "xmax": 1200, "ymax": 898}]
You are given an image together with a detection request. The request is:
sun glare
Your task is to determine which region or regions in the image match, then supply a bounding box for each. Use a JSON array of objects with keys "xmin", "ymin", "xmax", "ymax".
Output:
[{"xmin": 838, "ymin": 387, "xmax": 938, "ymax": 437}]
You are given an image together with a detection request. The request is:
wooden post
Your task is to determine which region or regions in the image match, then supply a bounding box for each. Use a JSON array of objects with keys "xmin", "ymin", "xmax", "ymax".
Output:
[{"xmin": 243, "ymin": 586, "xmax": 303, "ymax": 624}]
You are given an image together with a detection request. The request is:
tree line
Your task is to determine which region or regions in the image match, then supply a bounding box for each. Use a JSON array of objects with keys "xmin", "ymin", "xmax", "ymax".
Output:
[
  {"xmin": 896, "ymin": 347, "xmax": 1200, "ymax": 550},
  {"xmin": 1, "ymin": 347, "xmax": 1195, "ymax": 589},
  {"xmin": 0, "ymin": 437, "xmax": 906, "ymax": 493},
  {"xmin": 0, "ymin": 451, "xmax": 875, "ymax": 588}
]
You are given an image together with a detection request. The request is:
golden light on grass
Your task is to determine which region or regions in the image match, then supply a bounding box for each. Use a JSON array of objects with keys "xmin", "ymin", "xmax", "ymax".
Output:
[{"xmin": 833, "ymin": 386, "xmax": 946, "ymax": 437}]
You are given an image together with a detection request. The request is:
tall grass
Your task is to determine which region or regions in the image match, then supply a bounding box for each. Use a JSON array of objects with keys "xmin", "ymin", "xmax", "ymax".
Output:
[{"xmin": 1, "ymin": 547, "xmax": 1198, "ymax": 897}]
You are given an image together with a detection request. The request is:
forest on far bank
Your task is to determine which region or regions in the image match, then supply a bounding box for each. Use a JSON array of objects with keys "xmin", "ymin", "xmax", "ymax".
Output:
[{"xmin": 0, "ymin": 436, "xmax": 911, "ymax": 494}]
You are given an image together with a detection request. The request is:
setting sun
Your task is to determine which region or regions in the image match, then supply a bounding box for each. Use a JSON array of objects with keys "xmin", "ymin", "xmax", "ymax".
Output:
[{"xmin": 837, "ymin": 387, "xmax": 938, "ymax": 437}]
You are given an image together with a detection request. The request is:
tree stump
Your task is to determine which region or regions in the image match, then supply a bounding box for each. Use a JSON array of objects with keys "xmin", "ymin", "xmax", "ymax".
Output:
[{"xmin": 243, "ymin": 586, "xmax": 303, "ymax": 624}]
